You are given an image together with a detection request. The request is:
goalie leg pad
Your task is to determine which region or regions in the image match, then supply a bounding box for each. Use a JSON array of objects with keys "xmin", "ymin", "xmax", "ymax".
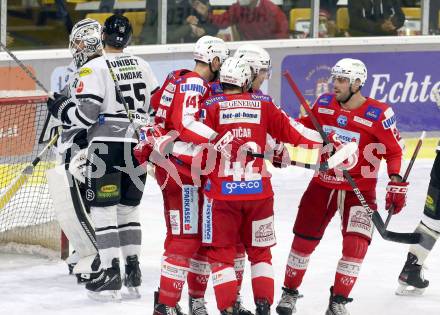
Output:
[{"xmin": 46, "ymin": 165, "xmax": 97, "ymax": 258}]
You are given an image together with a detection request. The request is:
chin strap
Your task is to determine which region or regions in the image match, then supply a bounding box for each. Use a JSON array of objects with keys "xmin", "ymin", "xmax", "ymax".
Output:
[{"xmin": 341, "ymin": 84, "xmax": 361, "ymax": 104}]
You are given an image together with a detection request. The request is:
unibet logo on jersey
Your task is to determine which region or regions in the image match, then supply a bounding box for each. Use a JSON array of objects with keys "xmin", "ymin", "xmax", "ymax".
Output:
[
  {"xmin": 182, "ymin": 185, "xmax": 199, "ymax": 234},
  {"xmin": 221, "ymin": 179, "xmax": 263, "ymax": 195}
]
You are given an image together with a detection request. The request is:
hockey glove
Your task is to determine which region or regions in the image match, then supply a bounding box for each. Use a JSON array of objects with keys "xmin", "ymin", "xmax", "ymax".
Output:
[
  {"xmin": 385, "ymin": 181, "xmax": 409, "ymax": 214},
  {"xmin": 47, "ymin": 92, "xmax": 76, "ymax": 121},
  {"xmin": 133, "ymin": 126, "xmax": 177, "ymax": 166},
  {"xmin": 211, "ymin": 130, "xmax": 246, "ymax": 160},
  {"xmin": 69, "ymin": 148, "xmax": 87, "ymax": 183}
]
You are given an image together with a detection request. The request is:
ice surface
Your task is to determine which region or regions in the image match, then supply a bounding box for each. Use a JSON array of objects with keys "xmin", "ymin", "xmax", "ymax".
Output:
[{"xmin": 0, "ymin": 160, "xmax": 438, "ymax": 315}]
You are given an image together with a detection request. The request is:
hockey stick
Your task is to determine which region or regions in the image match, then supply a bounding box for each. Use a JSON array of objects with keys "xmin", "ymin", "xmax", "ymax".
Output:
[
  {"xmin": 283, "ymin": 70, "xmax": 421, "ymax": 244},
  {"xmin": 0, "ymin": 133, "xmax": 59, "ymax": 211},
  {"xmin": 101, "ymin": 50, "xmax": 140, "ymax": 139},
  {"xmin": 384, "ymin": 131, "xmax": 426, "ymax": 228}
]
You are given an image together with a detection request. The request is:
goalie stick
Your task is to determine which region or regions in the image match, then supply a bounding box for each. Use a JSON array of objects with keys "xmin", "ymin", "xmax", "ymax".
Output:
[
  {"xmin": 384, "ymin": 131, "xmax": 425, "ymax": 228},
  {"xmin": 283, "ymin": 70, "xmax": 422, "ymax": 244}
]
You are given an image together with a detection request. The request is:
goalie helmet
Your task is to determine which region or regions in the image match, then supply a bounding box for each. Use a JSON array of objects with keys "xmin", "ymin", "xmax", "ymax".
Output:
[
  {"xmin": 103, "ymin": 14, "xmax": 132, "ymax": 48},
  {"xmin": 331, "ymin": 58, "xmax": 367, "ymax": 87},
  {"xmin": 233, "ymin": 44, "xmax": 271, "ymax": 78},
  {"xmin": 69, "ymin": 18, "xmax": 103, "ymax": 68},
  {"xmin": 193, "ymin": 35, "xmax": 229, "ymax": 65},
  {"xmin": 220, "ymin": 57, "xmax": 252, "ymax": 89}
]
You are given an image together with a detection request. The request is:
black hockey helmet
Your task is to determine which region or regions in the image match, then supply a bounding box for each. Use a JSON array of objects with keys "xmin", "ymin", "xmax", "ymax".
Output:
[{"xmin": 102, "ymin": 14, "xmax": 132, "ymax": 48}]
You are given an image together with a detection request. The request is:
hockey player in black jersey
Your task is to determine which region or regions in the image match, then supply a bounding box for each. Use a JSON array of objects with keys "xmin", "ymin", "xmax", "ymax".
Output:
[{"xmin": 396, "ymin": 142, "xmax": 440, "ymax": 296}]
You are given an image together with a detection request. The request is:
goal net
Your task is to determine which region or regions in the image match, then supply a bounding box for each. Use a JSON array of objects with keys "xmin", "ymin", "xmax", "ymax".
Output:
[{"xmin": 0, "ymin": 91, "xmax": 67, "ymax": 258}]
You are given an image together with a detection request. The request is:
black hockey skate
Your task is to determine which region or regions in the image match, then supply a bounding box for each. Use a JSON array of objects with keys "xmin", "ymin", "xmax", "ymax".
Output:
[
  {"xmin": 325, "ymin": 287, "xmax": 353, "ymax": 315},
  {"xmin": 237, "ymin": 294, "xmax": 254, "ymax": 315},
  {"xmin": 255, "ymin": 299, "xmax": 270, "ymax": 315},
  {"xmin": 154, "ymin": 289, "xmax": 186, "ymax": 315},
  {"xmin": 123, "ymin": 255, "xmax": 142, "ymax": 299},
  {"xmin": 154, "ymin": 303, "xmax": 181, "ymax": 315},
  {"xmin": 76, "ymin": 271, "xmax": 101, "ymax": 284},
  {"xmin": 276, "ymin": 287, "xmax": 301, "ymax": 315},
  {"xmin": 86, "ymin": 258, "xmax": 122, "ymax": 302},
  {"xmin": 189, "ymin": 296, "xmax": 208, "ymax": 315},
  {"xmin": 396, "ymin": 253, "xmax": 429, "ymax": 296},
  {"xmin": 220, "ymin": 305, "xmax": 239, "ymax": 315}
]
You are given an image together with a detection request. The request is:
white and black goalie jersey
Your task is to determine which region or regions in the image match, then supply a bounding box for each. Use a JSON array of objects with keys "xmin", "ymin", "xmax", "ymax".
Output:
[{"xmin": 64, "ymin": 52, "xmax": 158, "ymax": 144}]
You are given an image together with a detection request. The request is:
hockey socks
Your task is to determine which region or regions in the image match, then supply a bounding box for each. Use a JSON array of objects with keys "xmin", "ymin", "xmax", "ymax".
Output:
[
  {"xmin": 212, "ymin": 263, "xmax": 237, "ymax": 311},
  {"xmin": 188, "ymin": 254, "xmax": 211, "ymax": 298},
  {"xmin": 283, "ymin": 237, "xmax": 319, "ymax": 289},
  {"xmin": 159, "ymin": 256, "xmax": 188, "ymax": 307},
  {"xmin": 333, "ymin": 235, "xmax": 368, "ymax": 298},
  {"xmin": 251, "ymin": 262, "xmax": 274, "ymax": 305}
]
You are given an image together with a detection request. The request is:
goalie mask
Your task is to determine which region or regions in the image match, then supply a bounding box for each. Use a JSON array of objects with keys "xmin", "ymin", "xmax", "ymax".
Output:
[
  {"xmin": 233, "ymin": 43, "xmax": 272, "ymax": 79},
  {"xmin": 103, "ymin": 14, "xmax": 133, "ymax": 49},
  {"xmin": 220, "ymin": 57, "xmax": 252, "ymax": 91},
  {"xmin": 69, "ymin": 18, "xmax": 103, "ymax": 68}
]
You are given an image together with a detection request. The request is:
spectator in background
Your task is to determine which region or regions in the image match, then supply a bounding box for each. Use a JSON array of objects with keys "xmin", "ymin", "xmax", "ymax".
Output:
[
  {"xmin": 193, "ymin": 0, "xmax": 289, "ymax": 41},
  {"xmin": 139, "ymin": 0, "xmax": 218, "ymax": 44},
  {"xmin": 348, "ymin": 0, "xmax": 405, "ymax": 36}
]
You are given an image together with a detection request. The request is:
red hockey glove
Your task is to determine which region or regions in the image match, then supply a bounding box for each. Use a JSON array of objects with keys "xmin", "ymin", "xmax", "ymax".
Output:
[
  {"xmin": 385, "ymin": 181, "xmax": 409, "ymax": 214},
  {"xmin": 327, "ymin": 131, "xmax": 343, "ymax": 149},
  {"xmin": 211, "ymin": 130, "xmax": 246, "ymax": 159},
  {"xmin": 133, "ymin": 126, "xmax": 177, "ymax": 166}
]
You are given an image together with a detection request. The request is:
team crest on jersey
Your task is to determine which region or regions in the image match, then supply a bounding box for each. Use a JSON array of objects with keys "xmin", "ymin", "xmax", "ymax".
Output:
[
  {"xmin": 364, "ymin": 106, "xmax": 382, "ymax": 121},
  {"xmin": 317, "ymin": 94, "xmax": 333, "ymax": 106},
  {"xmin": 210, "ymin": 82, "xmax": 223, "ymax": 95},
  {"xmin": 337, "ymin": 115, "xmax": 348, "ymax": 127},
  {"xmin": 79, "ymin": 67, "xmax": 93, "ymax": 77}
]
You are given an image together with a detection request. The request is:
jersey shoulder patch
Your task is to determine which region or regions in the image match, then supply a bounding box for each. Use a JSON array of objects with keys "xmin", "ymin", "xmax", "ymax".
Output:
[
  {"xmin": 250, "ymin": 93, "xmax": 272, "ymax": 102},
  {"xmin": 364, "ymin": 104, "xmax": 383, "ymax": 121},
  {"xmin": 204, "ymin": 95, "xmax": 227, "ymax": 107},
  {"xmin": 316, "ymin": 93, "xmax": 334, "ymax": 106}
]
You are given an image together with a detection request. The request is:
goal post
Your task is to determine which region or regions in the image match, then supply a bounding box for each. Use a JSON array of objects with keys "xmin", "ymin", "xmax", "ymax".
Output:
[{"xmin": 0, "ymin": 91, "xmax": 68, "ymax": 259}]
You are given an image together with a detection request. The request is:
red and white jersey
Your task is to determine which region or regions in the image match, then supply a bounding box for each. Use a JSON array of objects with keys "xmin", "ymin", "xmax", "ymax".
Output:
[
  {"xmin": 153, "ymin": 69, "xmax": 217, "ymax": 144},
  {"xmin": 202, "ymin": 92, "xmax": 322, "ymax": 201},
  {"xmin": 299, "ymin": 93, "xmax": 404, "ymax": 191}
]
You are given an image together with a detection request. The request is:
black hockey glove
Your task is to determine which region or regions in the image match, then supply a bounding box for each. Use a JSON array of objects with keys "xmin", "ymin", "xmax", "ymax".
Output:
[{"xmin": 46, "ymin": 92, "xmax": 76, "ymax": 122}]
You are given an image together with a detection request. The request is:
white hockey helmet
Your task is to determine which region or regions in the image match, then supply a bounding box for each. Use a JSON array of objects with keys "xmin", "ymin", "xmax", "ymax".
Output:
[
  {"xmin": 69, "ymin": 18, "xmax": 103, "ymax": 68},
  {"xmin": 220, "ymin": 57, "xmax": 252, "ymax": 89},
  {"xmin": 233, "ymin": 43, "xmax": 271, "ymax": 78},
  {"xmin": 331, "ymin": 58, "xmax": 367, "ymax": 87},
  {"xmin": 193, "ymin": 35, "xmax": 229, "ymax": 65}
]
